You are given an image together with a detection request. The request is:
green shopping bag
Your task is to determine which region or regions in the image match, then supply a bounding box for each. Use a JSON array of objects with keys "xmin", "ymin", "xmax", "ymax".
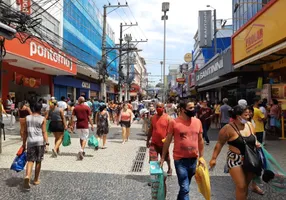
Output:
[
  {"xmin": 88, "ymin": 135, "xmax": 98, "ymax": 147},
  {"xmin": 62, "ymin": 130, "xmax": 71, "ymax": 147},
  {"xmin": 46, "ymin": 120, "xmax": 51, "ymax": 135}
]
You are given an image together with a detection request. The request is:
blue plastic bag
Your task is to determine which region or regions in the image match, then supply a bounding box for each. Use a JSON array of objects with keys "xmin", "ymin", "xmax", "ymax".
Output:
[
  {"xmin": 10, "ymin": 151, "xmax": 27, "ymax": 172},
  {"xmin": 88, "ymin": 135, "xmax": 99, "ymax": 147}
]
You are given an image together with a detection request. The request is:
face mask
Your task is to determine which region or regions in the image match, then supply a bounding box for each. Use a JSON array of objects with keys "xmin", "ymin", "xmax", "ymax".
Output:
[
  {"xmin": 185, "ymin": 109, "xmax": 196, "ymax": 118},
  {"xmin": 156, "ymin": 108, "xmax": 164, "ymax": 115},
  {"xmin": 239, "ymin": 117, "xmax": 248, "ymax": 124}
]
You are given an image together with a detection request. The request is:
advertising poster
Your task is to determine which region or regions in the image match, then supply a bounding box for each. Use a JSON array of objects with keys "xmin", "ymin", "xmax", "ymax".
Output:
[{"xmin": 14, "ymin": 72, "xmax": 41, "ymax": 88}]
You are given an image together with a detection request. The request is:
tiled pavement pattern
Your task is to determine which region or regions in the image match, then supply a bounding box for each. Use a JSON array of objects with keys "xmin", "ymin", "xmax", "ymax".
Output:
[{"xmin": 0, "ymin": 123, "xmax": 286, "ymax": 200}]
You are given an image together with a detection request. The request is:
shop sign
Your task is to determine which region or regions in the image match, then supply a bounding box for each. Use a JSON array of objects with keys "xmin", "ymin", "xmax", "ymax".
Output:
[
  {"xmin": 14, "ymin": 72, "xmax": 41, "ymax": 88},
  {"xmin": 198, "ymin": 10, "xmax": 212, "ymax": 48},
  {"xmin": 232, "ymin": 0, "xmax": 286, "ymax": 64},
  {"xmin": 81, "ymin": 82, "xmax": 90, "ymax": 89},
  {"xmin": 20, "ymin": 0, "xmax": 31, "ymax": 15},
  {"xmin": 196, "ymin": 59, "xmax": 223, "ymax": 81},
  {"xmin": 5, "ymin": 34, "xmax": 77, "ymax": 75},
  {"xmin": 189, "ymin": 73, "xmax": 196, "ymax": 87},
  {"xmin": 176, "ymin": 78, "xmax": 185, "ymax": 83}
]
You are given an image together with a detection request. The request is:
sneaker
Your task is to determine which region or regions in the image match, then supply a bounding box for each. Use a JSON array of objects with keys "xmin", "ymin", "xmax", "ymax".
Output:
[
  {"xmin": 95, "ymin": 146, "xmax": 99, "ymax": 151},
  {"xmin": 52, "ymin": 149, "xmax": 58, "ymax": 158},
  {"xmin": 206, "ymin": 142, "xmax": 210, "ymax": 145},
  {"xmin": 78, "ymin": 152, "xmax": 84, "ymax": 160}
]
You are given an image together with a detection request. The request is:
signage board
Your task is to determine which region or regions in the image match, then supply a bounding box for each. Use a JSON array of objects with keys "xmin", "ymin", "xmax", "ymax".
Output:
[
  {"xmin": 20, "ymin": 0, "xmax": 31, "ymax": 15},
  {"xmin": 184, "ymin": 53, "xmax": 192, "ymax": 63},
  {"xmin": 196, "ymin": 59, "xmax": 223, "ymax": 81},
  {"xmin": 5, "ymin": 34, "xmax": 77, "ymax": 75},
  {"xmin": 232, "ymin": 0, "xmax": 286, "ymax": 64},
  {"xmin": 198, "ymin": 10, "xmax": 212, "ymax": 48},
  {"xmin": 82, "ymin": 82, "xmax": 90, "ymax": 89}
]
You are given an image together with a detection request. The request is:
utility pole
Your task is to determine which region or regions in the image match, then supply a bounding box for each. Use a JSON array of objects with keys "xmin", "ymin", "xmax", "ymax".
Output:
[
  {"xmin": 101, "ymin": 3, "xmax": 128, "ymax": 103},
  {"xmin": 118, "ymin": 22, "xmax": 138, "ymax": 102},
  {"xmin": 125, "ymin": 34, "xmax": 132, "ymax": 101}
]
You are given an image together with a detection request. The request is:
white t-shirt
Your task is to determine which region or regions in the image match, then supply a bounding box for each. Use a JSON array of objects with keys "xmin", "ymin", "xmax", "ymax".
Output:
[
  {"xmin": 57, "ymin": 101, "xmax": 68, "ymax": 115},
  {"xmin": 259, "ymin": 106, "xmax": 267, "ymax": 115},
  {"xmin": 131, "ymin": 101, "xmax": 139, "ymax": 111}
]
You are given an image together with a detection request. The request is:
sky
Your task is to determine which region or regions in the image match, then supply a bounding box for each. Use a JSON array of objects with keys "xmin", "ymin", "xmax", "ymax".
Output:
[{"xmin": 97, "ymin": 0, "xmax": 233, "ymax": 84}]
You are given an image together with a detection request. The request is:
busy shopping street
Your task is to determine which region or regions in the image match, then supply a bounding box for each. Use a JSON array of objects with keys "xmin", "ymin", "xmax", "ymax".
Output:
[
  {"xmin": 1, "ymin": 0, "xmax": 286, "ymax": 199},
  {"xmin": 0, "ymin": 122, "xmax": 285, "ymax": 199}
]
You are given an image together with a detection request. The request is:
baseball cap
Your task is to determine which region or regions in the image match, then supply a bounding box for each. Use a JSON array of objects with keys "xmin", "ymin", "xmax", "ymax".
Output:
[{"xmin": 238, "ymin": 99, "xmax": 247, "ymax": 107}]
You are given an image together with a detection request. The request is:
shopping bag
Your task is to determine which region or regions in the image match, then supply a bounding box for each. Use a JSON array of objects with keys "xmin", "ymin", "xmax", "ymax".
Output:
[
  {"xmin": 46, "ymin": 120, "xmax": 51, "ymax": 135},
  {"xmin": 88, "ymin": 135, "xmax": 99, "ymax": 147},
  {"xmin": 195, "ymin": 157, "xmax": 211, "ymax": 200},
  {"xmin": 260, "ymin": 146, "xmax": 286, "ymax": 192},
  {"xmin": 10, "ymin": 151, "xmax": 27, "ymax": 172},
  {"xmin": 62, "ymin": 130, "xmax": 71, "ymax": 147}
]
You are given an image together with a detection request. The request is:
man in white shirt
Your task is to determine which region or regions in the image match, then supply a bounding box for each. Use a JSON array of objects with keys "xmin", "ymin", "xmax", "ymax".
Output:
[{"xmin": 57, "ymin": 96, "xmax": 68, "ymax": 115}]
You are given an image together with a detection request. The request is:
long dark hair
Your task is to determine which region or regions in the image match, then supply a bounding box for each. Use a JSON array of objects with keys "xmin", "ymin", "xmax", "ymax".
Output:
[{"xmin": 99, "ymin": 105, "xmax": 106, "ymax": 112}]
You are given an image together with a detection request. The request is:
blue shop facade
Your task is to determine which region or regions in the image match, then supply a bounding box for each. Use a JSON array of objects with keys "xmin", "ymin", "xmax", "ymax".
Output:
[{"xmin": 53, "ymin": 76, "xmax": 100, "ymax": 101}]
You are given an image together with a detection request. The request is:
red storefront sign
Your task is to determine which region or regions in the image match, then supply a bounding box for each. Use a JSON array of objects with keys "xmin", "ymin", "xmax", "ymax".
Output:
[
  {"xmin": 20, "ymin": 0, "xmax": 31, "ymax": 15},
  {"xmin": 189, "ymin": 73, "xmax": 196, "ymax": 87},
  {"xmin": 14, "ymin": 72, "xmax": 41, "ymax": 88},
  {"xmin": 5, "ymin": 34, "xmax": 77, "ymax": 75}
]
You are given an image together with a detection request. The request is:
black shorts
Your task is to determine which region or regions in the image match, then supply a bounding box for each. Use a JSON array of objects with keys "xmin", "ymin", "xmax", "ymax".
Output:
[
  {"xmin": 27, "ymin": 145, "xmax": 45, "ymax": 162},
  {"xmin": 49, "ymin": 121, "xmax": 64, "ymax": 132},
  {"xmin": 120, "ymin": 121, "xmax": 131, "ymax": 128}
]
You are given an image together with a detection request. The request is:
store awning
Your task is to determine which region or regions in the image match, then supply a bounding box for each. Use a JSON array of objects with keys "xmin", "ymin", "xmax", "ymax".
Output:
[{"xmin": 198, "ymin": 77, "xmax": 238, "ymax": 92}]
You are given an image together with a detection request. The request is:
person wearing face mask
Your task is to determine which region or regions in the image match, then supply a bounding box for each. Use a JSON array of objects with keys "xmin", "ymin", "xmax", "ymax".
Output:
[
  {"xmin": 146, "ymin": 102, "xmax": 172, "ymax": 176},
  {"xmin": 161, "ymin": 101, "xmax": 204, "ymax": 200},
  {"xmin": 210, "ymin": 105, "xmax": 262, "ymax": 200}
]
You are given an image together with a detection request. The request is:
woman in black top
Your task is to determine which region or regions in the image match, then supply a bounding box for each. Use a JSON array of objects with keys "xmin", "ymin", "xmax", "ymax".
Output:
[{"xmin": 209, "ymin": 105, "xmax": 261, "ymax": 200}]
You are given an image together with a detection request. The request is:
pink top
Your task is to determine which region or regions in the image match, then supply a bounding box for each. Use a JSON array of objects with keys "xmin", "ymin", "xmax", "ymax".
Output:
[
  {"xmin": 168, "ymin": 117, "xmax": 203, "ymax": 160},
  {"xmin": 121, "ymin": 111, "xmax": 131, "ymax": 121}
]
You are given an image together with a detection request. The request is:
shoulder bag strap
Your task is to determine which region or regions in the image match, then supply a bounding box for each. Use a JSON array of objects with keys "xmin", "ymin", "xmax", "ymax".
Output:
[
  {"xmin": 229, "ymin": 123, "xmax": 247, "ymax": 145},
  {"xmin": 245, "ymin": 123, "xmax": 253, "ymax": 134}
]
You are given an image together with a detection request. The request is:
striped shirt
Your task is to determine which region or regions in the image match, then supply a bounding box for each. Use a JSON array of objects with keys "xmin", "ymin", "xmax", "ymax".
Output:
[{"xmin": 26, "ymin": 115, "xmax": 45, "ymax": 148}]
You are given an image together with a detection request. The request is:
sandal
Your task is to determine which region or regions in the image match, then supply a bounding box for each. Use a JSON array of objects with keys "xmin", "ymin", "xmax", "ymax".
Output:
[
  {"xmin": 167, "ymin": 169, "xmax": 173, "ymax": 176},
  {"xmin": 252, "ymin": 185, "xmax": 265, "ymax": 195},
  {"xmin": 23, "ymin": 177, "xmax": 30, "ymax": 189},
  {"xmin": 33, "ymin": 180, "xmax": 41, "ymax": 185}
]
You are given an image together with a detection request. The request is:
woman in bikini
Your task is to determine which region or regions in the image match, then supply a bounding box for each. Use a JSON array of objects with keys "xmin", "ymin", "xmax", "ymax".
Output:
[{"xmin": 209, "ymin": 105, "xmax": 262, "ymax": 200}]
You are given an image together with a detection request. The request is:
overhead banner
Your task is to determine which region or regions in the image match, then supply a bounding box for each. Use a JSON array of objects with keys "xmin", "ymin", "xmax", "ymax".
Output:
[
  {"xmin": 198, "ymin": 10, "xmax": 212, "ymax": 48},
  {"xmin": 14, "ymin": 72, "xmax": 41, "ymax": 88}
]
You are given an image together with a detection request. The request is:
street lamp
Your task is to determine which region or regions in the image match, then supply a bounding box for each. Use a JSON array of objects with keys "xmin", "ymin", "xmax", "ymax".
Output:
[
  {"xmin": 160, "ymin": 61, "xmax": 163, "ymax": 100},
  {"xmin": 162, "ymin": 2, "xmax": 169, "ymax": 103},
  {"xmin": 206, "ymin": 5, "xmax": 217, "ymax": 55}
]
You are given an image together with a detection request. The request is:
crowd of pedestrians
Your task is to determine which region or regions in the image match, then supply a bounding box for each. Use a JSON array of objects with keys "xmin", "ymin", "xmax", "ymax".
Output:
[{"xmin": 7, "ymin": 94, "xmax": 283, "ymax": 198}]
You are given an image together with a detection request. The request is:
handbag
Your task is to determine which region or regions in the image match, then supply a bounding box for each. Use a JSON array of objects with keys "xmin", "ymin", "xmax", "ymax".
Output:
[{"xmin": 230, "ymin": 123, "xmax": 262, "ymax": 176}]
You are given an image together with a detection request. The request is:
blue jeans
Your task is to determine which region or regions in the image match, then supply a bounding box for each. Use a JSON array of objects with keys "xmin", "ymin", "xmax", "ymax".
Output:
[
  {"xmin": 202, "ymin": 123, "xmax": 210, "ymax": 143},
  {"xmin": 174, "ymin": 158, "xmax": 197, "ymax": 200}
]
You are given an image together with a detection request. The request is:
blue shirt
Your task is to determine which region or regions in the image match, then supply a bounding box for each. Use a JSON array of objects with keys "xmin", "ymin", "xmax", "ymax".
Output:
[{"xmin": 93, "ymin": 101, "xmax": 100, "ymax": 112}]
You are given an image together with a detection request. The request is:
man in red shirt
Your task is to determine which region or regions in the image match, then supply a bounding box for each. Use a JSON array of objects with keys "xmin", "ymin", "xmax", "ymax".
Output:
[
  {"xmin": 161, "ymin": 101, "xmax": 204, "ymax": 200},
  {"xmin": 146, "ymin": 102, "xmax": 172, "ymax": 175},
  {"xmin": 197, "ymin": 100, "xmax": 213, "ymax": 145},
  {"xmin": 71, "ymin": 97, "xmax": 94, "ymax": 160}
]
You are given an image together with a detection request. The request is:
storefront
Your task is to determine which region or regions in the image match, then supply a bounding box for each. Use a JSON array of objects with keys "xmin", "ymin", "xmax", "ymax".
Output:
[
  {"xmin": 232, "ymin": 0, "xmax": 286, "ymax": 137},
  {"xmin": 196, "ymin": 47, "xmax": 235, "ymax": 103},
  {"xmin": 53, "ymin": 76, "xmax": 100, "ymax": 101},
  {"xmin": 106, "ymin": 83, "xmax": 115, "ymax": 101},
  {"xmin": 2, "ymin": 35, "xmax": 77, "ymax": 106},
  {"xmin": 130, "ymin": 83, "xmax": 140, "ymax": 100}
]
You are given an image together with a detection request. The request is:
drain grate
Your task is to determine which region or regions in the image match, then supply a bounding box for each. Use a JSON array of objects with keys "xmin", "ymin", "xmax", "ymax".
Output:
[{"xmin": 131, "ymin": 146, "xmax": 147, "ymax": 172}]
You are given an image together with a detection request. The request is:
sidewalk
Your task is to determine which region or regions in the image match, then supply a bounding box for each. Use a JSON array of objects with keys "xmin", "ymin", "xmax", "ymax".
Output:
[{"xmin": 1, "ymin": 125, "xmax": 286, "ymax": 199}]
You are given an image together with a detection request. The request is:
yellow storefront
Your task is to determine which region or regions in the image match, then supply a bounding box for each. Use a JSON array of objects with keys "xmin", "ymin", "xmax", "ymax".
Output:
[{"xmin": 232, "ymin": 0, "xmax": 286, "ymax": 139}]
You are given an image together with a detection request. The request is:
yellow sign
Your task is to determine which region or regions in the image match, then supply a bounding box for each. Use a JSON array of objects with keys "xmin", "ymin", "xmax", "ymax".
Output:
[
  {"xmin": 263, "ymin": 57, "xmax": 286, "ymax": 71},
  {"xmin": 184, "ymin": 53, "xmax": 192, "ymax": 63},
  {"xmin": 232, "ymin": 0, "xmax": 286, "ymax": 64}
]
